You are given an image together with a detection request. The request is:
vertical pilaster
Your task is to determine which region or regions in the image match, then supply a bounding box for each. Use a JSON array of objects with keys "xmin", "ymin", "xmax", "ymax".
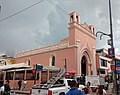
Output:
[
  {"xmin": 77, "ymin": 40, "xmax": 80, "ymax": 75},
  {"xmin": 24, "ymin": 70, "xmax": 27, "ymax": 80},
  {"xmin": 38, "ymin": 71, "xmax": 42, "ymax": 84},
  {"xmin": 3, "ymin": 71, "xmax": 6, "ymax": 84},
  {"xmin": 13, "ymin": 70, "xmax": 16, "ymax": 89},
  {"xmin": 92, "ymin": 47, "xmax": 97, "ymax": 75},
  {"xmin": 47, "ymin": 68, "xmax": 50, "ymax": 81}
]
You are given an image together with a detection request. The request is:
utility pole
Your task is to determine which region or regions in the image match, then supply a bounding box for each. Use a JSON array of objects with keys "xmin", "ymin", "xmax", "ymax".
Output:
[
  {"xmin": 96, "ymin": 0, "xmax": 118, "ymax": 94},
  {"xmin": 109, "ymin": 0, "xmax": 113, "ymax": 48},
  {"xmin": 109, "ymin": 0, "xmax": 118, "ymax": 94}
]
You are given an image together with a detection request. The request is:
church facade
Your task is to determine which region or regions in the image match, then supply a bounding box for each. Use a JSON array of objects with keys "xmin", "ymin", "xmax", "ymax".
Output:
[{"xmin": 14, "ymin": 11, "xmax": 97, "ymax": 76}]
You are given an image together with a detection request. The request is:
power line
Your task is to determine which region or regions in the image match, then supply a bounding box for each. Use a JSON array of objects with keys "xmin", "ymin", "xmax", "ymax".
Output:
[
  {"xmin": 46, "ymin": 0, "xmax": 68, "ymax": 16},
  {"xmin": 0, "ymin": 0, "xmax": 44, "ymax": 22}
]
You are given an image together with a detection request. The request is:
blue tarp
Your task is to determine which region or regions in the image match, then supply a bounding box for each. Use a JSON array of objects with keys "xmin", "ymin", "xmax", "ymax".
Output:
[
  {"xmin": 108, "ymin": 71, "xmax": 113, "ymax": 74},
  {"xmin": 108, "ymin": 70, "xmax": 120, "ymax": 74},
  {"xmin": 116, "ymin": 70, "xmax": 120, "ymax": 74},
  {"xmin": 116, "ymin": 64, "xmax": 120, "ymax": 67}
]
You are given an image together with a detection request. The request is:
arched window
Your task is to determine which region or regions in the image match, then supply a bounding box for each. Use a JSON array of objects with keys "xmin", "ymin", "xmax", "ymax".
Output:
[
  {"xmin": 70, "ymin": 15, "xmax": 73, "ymax": 23},
  {"xmin": 51, "ymin": 56, "xmax": 55, "ymax": 66},
  {"xmin": 76, "ymin": 16, "xmax": 79, "ymax": 23},
  {"xmin": 28, "ymin": 59, "xmax": 30, "ymax": 66},
  {"xmin": 26, "ymin": 59, "xmax": 30, "ymax": 66}
]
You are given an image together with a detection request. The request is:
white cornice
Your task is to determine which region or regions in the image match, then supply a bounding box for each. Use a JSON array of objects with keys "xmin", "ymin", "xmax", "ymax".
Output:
[
  {"xmin": 15, "ymin": 44, "xmax": 78, "ymax": 58},
  {"xmin": 99, "ymin": 56, "xmax": 112, "ymax": 61}
]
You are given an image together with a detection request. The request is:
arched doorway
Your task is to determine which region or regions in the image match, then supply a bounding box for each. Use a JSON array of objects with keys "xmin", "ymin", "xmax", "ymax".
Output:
[{"xmin": 81, "ymin": 56, "xmax": 87, "ymax": 76}]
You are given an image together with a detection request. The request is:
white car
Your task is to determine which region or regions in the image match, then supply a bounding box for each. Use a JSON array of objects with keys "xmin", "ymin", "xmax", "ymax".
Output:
[{"xmin": 31, "ymin": 78, "xmax": 84, "ymax": 95}]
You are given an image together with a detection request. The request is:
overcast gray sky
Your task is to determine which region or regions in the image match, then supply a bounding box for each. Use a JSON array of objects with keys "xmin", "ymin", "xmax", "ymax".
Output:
[{"xmin": 0, "ymin": 0, "xmax": 120, "ymax": 56}]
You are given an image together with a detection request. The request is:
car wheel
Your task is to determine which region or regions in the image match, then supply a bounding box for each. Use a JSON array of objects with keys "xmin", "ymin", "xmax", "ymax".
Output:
[{"xmin": 59, "ymin": 92, "xmax": 65, "ymax": 95}]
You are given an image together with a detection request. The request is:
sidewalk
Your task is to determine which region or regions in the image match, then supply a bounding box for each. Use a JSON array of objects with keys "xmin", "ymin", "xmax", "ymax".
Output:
[{"xmin": 10, "ymin": 90, "xmax": 31, "ymax": 95}]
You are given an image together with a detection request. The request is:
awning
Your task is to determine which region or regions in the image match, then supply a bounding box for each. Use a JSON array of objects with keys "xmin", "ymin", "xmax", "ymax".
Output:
[
  {"xmin": 6, "ymin": 68, "xmax": 33, "ymax": 72},
  {"xmin": 67, "ymin": 70, "xmax": 76, "ymax": 74},
  {"xmin": 0, "ymin": 63, "xmax": 31, "ymax": 71},
  {"xmin": 108, "ymin": 70, "xmax": 120, "ymax": 74},
  {"xmin": 43, "ymin": 66, "xmax": 61, "ymax": 71}
]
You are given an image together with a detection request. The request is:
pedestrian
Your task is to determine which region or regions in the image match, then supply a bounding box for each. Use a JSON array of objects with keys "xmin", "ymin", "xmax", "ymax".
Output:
[
  {"xmin": 22, "ymin": 79, "xmax": 27, "ymax": 91},
  {"xmin": 77, "ymin": 78, "xmax": 81, "ymax": 86},
  {"xmin": 105, "ymin": 76, "xmax": 109, "ymax": 82},
  {"xmin": 80, "ymin": 76, "xmax": 84, "ymax": 85},
  {"xmin": 4, "ymin": 80, "xmax": 11, "ymax": 95},
  {"xmin": 86, "ymin": 82, "xmax": 92, "ymax": 95},
  {"xmin": 104, "ymin": 82, "xmax": 108, "ymax": 90},
  {"xmin": 96, "ymin": 85, "xmax": 107, "ymax": 95},
  {"xmin": 0, "ymin": 84, "xmax": 4, "ymax": 95},
  {"xmin": 82, "ymin": 87, "xmax": 90, "ymax": 95},
  {"xmin": 65, "ymin": 80, "xmax": 84, "ymax": 95},
  {"xmin": 104, "ymin": 76, "xmax": 109, "ymax": 90},
  {"xmin": 18, "ymin": 79, "xmax": 22, "ymax": 90},
  {"xmin": 81, "ymin": 74, "xmax": 85, "ymax": 86}
]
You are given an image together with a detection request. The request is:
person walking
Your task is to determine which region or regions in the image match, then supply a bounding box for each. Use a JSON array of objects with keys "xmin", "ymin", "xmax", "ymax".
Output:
[
  {"xmin": 0, "ymin": 84, "xmax": 4, "ymax": 95},
  {"xmin": 65, "ymin": 80, "xmax": 84, "ymax": 95},
  {"xmin": 18, "ymin": 79, "xmax": 22, "ymax": 90},
  {"xmin": 22, "ymin": 79, "xmax": 27, "ymax": 91},
  {"xmin": 4, "ymin": 80, "xmax": 11, "ymax": 95},
  {"xmin": 96, "ymin": 85, "xmax": 107, "ymax": 95},
  {"xmin": 86, "ymin": 82, "xmax": 92, "ymax": 95},
  {"xmin": 104, "ymin": 76, "xmax": 109, "ymax": 90}
]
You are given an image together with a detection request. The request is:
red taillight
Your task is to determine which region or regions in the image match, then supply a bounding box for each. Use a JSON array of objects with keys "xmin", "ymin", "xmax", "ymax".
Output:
[{"xmin": 48, "ymin": 90, "xmax": 52, "ymax": 95}]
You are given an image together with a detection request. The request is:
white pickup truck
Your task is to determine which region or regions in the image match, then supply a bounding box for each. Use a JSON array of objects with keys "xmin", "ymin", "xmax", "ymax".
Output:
[
  {"xmin": 31, "ymin": 78, "xmax": 72, "ymax": 95},
  {"xmin": 31, "ymin": 78, "xmax": 84, "ymax": 95}
]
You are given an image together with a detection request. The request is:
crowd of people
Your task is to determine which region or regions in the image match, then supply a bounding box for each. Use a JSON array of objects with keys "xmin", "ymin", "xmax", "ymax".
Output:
[
  {"xmin": 17, "ymin": 79, "xmax": 27, "ymax": 91},
  {"xmin": 0, "ymin": 75, "xmax": 108, "ymax": 95},
  {"xmin": 0, "ymin": 79, "xmax": 27, "ymax": 95},
  {"xmin": 65, "ymin": 75, "xmax": 108, "ymax": 95},
  {"xmin": 65, "ymin": 80, "xmax": 92, "ymax": 95},
  {"xmin": 0, "ymin": 80, "xmax": 11, "ymax": 95}
]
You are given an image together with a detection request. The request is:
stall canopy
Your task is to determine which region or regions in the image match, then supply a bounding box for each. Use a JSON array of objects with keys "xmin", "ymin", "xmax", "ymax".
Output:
[
  {"xmin": 67, "ymin": 70, "xmax": 76, "ymax": 74},
  {"xmin": 0, "ymin": 64, "xmax": 61, "ymax": 72},
  {"xmin": 43, "ymin": 66, "xmax": 61, "ymax": 71},
  {"xmin": 0, "ymin": 63, "xmax": 31, "ymax": 71}
]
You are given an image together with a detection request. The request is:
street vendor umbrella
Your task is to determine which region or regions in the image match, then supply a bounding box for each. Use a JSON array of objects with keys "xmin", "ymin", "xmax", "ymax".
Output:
[{"xmin": 67, "ymin": 70, "xmax": 76, "ymax": 74}]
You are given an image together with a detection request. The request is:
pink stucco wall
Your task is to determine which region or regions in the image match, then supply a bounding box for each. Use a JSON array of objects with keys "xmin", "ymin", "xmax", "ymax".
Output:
[{"xmin": 14, "ymin": 47, "xmax": 77, "ymax": 72}]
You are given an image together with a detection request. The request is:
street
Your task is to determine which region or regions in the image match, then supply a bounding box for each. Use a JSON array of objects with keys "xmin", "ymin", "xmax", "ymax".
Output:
[{"xmin": 10, "ymin": 83, "xmax": 120, "ymax": 95}]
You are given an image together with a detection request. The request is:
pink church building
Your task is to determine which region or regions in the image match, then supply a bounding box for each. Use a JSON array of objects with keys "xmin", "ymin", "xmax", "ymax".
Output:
[
  {"xmin": 14, "ymin": 11, "xmax": 97, "ymax": 76},
  {"xmin": 2, "ymin": 11, "xmax": 98, "ymax": 90}
]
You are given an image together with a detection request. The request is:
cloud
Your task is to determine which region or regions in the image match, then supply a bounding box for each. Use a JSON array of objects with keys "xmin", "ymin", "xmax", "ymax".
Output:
[
  {"xmin": 0, "ymin": 0, "xmax": 120, "ymax": 56},
  {"xmin": 46, "ymin": 9, "xmax": 68, "ymax": 43},
  {"xmin": 0, "ymin": 0, "xmax": 53, "ymax": 55}
]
